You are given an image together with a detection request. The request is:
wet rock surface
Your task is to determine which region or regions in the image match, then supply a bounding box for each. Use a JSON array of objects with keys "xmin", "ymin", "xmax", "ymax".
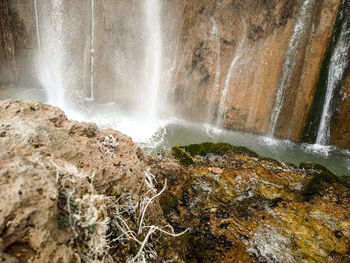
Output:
[
  {"xmin": 0, "ymin": 100, "xmax": 349, "ymax": 262},
  {"xmin": 149, "ymin": 144, "xmax": 350, "ymax": 263}
]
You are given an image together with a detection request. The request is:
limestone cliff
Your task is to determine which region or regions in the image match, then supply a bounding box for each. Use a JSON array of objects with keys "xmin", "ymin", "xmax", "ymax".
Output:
[
  {"xmin": 0, "ymin": 0, "xmax": 17, "ymax": 85},
  {"xmin": 172, "ymin": 0, "xmax": 340, "ymax": 138}
]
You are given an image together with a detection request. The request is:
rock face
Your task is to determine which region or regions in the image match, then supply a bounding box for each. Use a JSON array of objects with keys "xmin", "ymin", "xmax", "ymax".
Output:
[
  {"xmin": 0, "ymin": 1, "xmax": 17, "ymax": 85},
  {"xmin": 172, "ymin": 0, "xmax": 341, "ymax": 138},
  {"xmin": 0, "ymin": 100, "xmax": 150, "ymax": 262},
  {"xmin": 332, "ymin": 69, "xmax": 350, "ymax": 149},
  {"xmin": 149, "ymin": 144, "xmax": 350, "ymax": 263}
]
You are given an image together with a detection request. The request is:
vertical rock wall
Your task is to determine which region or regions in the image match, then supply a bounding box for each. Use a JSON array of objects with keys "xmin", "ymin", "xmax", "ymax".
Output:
[
  {"xmin": 171, "ymin": 0, "xmax": 341, "ymax": 138},
  {"xmin": 331, "ymin": 69, "xmax": 350, "ymax": 149},
  {"xmin": 274, "ymin": 0, "xmax": 341, "ymax": 140},
  {"xmin": 0, "ymin": 0, "xmax": 17, "ymax": 85}
]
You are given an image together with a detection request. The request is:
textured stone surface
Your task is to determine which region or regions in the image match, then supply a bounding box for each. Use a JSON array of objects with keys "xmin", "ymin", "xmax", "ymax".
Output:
[
  {"xmin": 0, "ymin": 1, "xmax": 17, "ymax": 85},
  {"xmin": 172, "ymin": 0, "xmax": 341, "ymax": 138},
  {"xmin": 0, "ymin": 100, "xmax": 150, "ymax": 262},
  {"xmin": 332, "ymin": 69, "xmax": 350, "ymax": 149},
  {"xmin": 149, "ymin": 147, "xmax": 350, "ymax": 263}
]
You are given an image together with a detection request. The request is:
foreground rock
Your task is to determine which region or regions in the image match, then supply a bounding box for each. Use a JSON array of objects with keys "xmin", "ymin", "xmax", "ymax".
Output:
[
  {"xmin": 149, "ymin": 143, "xmax": 350, "ymax": 263},
  {"xmin": 0, "ymin": 100, "xmax": 160, "ymax": 262},
  {"xmin": 1, "ymin": 100, "xmax": 349, "ymax": 262}
]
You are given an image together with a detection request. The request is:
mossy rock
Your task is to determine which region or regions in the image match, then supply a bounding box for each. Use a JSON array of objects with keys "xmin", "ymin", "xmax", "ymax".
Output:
[
  {"xmin": 299, "ymin": 162, "xmax": 333, "ymax": 174},
  {"xmin": 303, "ymin": 171, "xmax": 350, "ymax": 196},
  {"xmin": 173, "ymin": 142, "xmax": 259, "ymax": 159},
  {"xmin": 172, "ymin": 146, "xmax": 194, "ymax": 165}
]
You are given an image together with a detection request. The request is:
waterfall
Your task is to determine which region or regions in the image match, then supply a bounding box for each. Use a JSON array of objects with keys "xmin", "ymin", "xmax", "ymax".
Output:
[
  {"xmin": 33, "ymin": 0, "xmax": 41, "ymax": 50},
  {"xmin": 144, "ymin": 0, "xmax": 163, "ymax": 119},
  {"xmin": 37, "ymin": 0, "xmax": 65, "ymax": 109},
  {"xmin": 89, "ymin": 0, "xmax": 95, "ymax": 101},
  {"xmin": 207, "ymin": 17, "xmax": 221, "ymax": 123},
  {"xmin": 268, "ymin": 0, "xmax": 315, "ymax": 136},
  {"xmin": 216, "ymin": 22, "xmax": 246, "ymax": 127},
  {"xmin": 316, "ymin": 4, "xmax": 350, "ymax": 145}
]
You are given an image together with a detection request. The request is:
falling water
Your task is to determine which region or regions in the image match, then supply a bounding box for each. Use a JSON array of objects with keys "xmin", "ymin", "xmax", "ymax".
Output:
[
  {"xmin": 268, "ymin": 0, "xmax": 315, "ymax": 136},
  {"xmin": 216, "ymin": 22, "xmax": 246, "ymax": 127},
  {"xmin": 207, "ymin": 17, "xmax": 221, "ymax": 123},
  {"xmin": 33, "ymin": 0, "xmax": 41, "ymax": 50},
  {"xmin": 316, "ymin": 6, "xmax": 350, "ymax": 145},
  {"xmin": 37, "ymin": 0, "xmax": 65, "ymax": 109},
  {"xmin": 144, "ymin": 0, "xmax": 163, "ymax": 118},
  {"xmin": 89, "ymin": 0, "xmax": 95, "ymax": 100}
]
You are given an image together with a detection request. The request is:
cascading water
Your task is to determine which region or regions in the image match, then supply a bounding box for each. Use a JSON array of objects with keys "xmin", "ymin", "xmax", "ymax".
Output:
[
  {"xmin": 316, "ymin": 4, "xmax": 350, "ymax": 145},
  {"xmin": 37, "ymin": 0, "xmax": 66, "ymax": 109},
  {"xmin": 216, "ymin": 22, "xmax": 246, "ymax": 127},
  {"xmin": 207, "ymin": 17, "xmax": 221, "ymax": 123},
  {"xmin": 144, "ymin": 0, "xmax": 163, "ymax": 119},
  {"xmin": 33, "ymin": 0, "xmax": 41, "ymax": 50},
  {"xmin": 268, "ymin": 0, "xmax": 315, "ymax": 137},
  {"xmin": 89, "ymin": 0, "xmax": 95, "ymax": 101}
]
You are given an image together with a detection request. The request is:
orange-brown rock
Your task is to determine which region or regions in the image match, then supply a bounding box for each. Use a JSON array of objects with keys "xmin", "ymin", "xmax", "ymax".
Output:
[
  {"xmin": 0, "ymin": 1, "xmax": 17, "ymax": 85},
  {"xmin": 172, "ymin": 0, "xmax": 341, "ymax": 138},
  {"xmin": 149, "ymin": 146, "xmax": 350, "ymax": 263},
  {"xmin": 331, "ymin": 68, "xmax": 350, "ymax": 149},
  {"xmin": 275, "ymin": 0, "xmax": 341, "ymax": 140}
]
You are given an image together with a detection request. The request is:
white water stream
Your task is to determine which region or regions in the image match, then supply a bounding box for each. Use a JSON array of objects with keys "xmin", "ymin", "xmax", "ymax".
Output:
[
  {"xmin": 89, "ymin": 0, "xmax": 95, "ymax": 101},
  {"xmin": 207, "ymin": 18, "xmax": 221, "ymax": 123},
  {"xmin": 33, "ymin": 0, "xmax": 41, "ymax": 50},
  {"xmin": 37, "ymin": 0, "xmax": 66, "ymax": 109},
  {"xmin": 216, "ymin": 21, "xmax": 247, "ymax": 127},
  {"xmin": 268, "ymin": 0, "xmax": 315, "ymax": 136},
  {"xmin": 144, "ymin": 0, "xmax": 163, "ymax": 119},
  {"xmin": 316, "ymin": 7, "xmax": 350, "ymax": 145}
]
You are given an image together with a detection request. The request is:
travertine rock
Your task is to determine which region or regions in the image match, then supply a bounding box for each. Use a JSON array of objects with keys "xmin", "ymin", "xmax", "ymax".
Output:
[
  {"xmin": 0, "ymin": 100, "xmax": 150, "ymax": 262},
  {"xmin": 149, "ymin": 145, "xmax": 350, "ymax": 263}
]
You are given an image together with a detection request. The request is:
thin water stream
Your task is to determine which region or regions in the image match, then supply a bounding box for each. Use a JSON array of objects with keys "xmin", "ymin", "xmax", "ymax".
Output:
[
  {"xmin": 144, "ymin": 0, "xmax": 163, "ymax": 119},
  {"xmin": 207, "ymin": 17, "xmax": 221, "ymax": 123},
  {"xmin": 316, "ymin": 3, "xmax": 350, "ymax": 145},
  {"xmin": 89, "ymin": 0, "xmax": 95, "ymax": 101},
  {"xmin": 268, "ymin": 0, "xmax": 315, "ymax": 136},
  {"xmin": 216, "ymin": 21, "xmax": 247, "ymax": 127},
  {"xmin": 33, "ymin": 0, "xmax": 41, "ymax": 50}
]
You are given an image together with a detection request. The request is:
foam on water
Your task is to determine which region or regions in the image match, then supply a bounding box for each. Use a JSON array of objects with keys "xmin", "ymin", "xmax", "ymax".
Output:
[{"xmin": 2, "ymin": 85, "xmax": 350, "ymax": 176}]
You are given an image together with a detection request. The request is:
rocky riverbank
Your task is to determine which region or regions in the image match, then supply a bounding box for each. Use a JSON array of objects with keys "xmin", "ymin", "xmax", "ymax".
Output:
[{"xmin": 0, "ymin": 100, "xmax": 349, "ymax": 263}]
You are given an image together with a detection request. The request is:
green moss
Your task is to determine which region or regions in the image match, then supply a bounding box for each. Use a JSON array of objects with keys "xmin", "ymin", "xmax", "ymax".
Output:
[
  {"xmin": 88, "ymin": 224, "xmax": 96, "ymax": 233},
  {"xmin": 174, "ymin": 142, "xmax": 259, "ymax": 158},
  {"xmin": 172, "ymin": 146, "xmax": 194, "ymax": 165},
  {"xmin": 58, "ymin": 218, "xmax": 73, "ymax": 229},
  {"xmin": 160, "ymin": 194, "xmax": 179, "ymax": 215}
]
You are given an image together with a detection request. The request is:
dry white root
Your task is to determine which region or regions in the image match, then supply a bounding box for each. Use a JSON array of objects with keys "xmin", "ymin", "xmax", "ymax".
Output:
[
  {"xmin": 111, "ymin": 171, "xmax": 188, "ymax": 263},
  {"xmin": 100, "ymin": 134, "xmax": 118, "ymax": 158},
  {"xmin": 54, "ymin": 162, "xmax": 113, "ymax": 263},
  {"xmin": 53, "ymin": 162, "xmax": 187, "ymax": 263}
]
